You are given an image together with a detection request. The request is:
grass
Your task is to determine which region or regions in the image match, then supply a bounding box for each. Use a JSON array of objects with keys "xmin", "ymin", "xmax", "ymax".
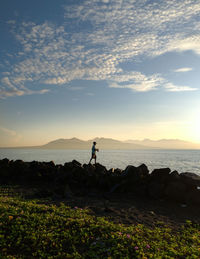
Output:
[{"xmin": 0, "ymin": 187, "xmax": 200, "ymax": 258}]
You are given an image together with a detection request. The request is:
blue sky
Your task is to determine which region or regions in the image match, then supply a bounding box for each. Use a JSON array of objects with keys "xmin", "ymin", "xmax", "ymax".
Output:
[{"xmin": 1, "ymin": 0, "xmax": 200, "ymax": 146}]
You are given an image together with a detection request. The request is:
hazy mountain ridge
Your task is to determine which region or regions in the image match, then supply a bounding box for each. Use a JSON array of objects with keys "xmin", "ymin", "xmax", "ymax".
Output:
[
  {"xmin": 124, "ymin": 139, "xmax": 200, "ymax": 149},
  {"xmin": 40, "ymin": 137, "xmax": 200, "ymax": 150},
  {"xmin": 41, "ymin": 137, "xmax": 151, "ymax": 150},
  {"xmin": 2, "ymin": 137, "xmax": 200, "ymax": 149}
]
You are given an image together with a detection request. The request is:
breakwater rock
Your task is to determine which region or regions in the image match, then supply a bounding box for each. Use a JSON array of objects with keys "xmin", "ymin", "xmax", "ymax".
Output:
[{"xmin": 0, "ymin": 158, "xmax": 200, "ymax": 205}]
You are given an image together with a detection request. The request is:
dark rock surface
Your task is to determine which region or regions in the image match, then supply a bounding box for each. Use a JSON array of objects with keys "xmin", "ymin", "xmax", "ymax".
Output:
[
  {"xmin": 164, "ymin": 181, "xmax": 187, "ymax": 202},
  {"xmin": 180, "ymin": 172, "xmax": 200, "ymax": 187},
  {"xmin": 0, "ymin": 158, "xmax": 200, "ymax": 206}
]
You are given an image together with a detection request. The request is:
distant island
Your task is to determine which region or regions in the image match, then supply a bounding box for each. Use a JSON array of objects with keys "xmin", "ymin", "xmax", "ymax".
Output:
[
  {"xmin": 124, "ymin": 138, "xmax": 200, "ymax": 149},
  {"xmin": 2, "ymin": 137, "xmax": 200, "ymax": 149},
  {"xmin": 40, "ymin": 137, "xmax": 151, "ymax": 150}
]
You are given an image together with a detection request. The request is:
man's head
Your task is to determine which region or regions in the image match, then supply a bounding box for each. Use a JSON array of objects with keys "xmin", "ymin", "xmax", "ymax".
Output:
[{"xmin": 93, "ymin": 141, "xmax": 96, "ymax": 145}]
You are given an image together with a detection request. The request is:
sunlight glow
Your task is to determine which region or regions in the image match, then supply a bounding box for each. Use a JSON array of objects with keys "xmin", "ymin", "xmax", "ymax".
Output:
[{"xmin": 192, "ymin": 118, "xmax": 200, "ymax": 142}]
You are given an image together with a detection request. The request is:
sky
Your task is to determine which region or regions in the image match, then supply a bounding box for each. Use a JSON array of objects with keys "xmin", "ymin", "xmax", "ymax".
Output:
[{"xmin": 1, "ymin": 0, "xmax": 200, "ymax": 147}]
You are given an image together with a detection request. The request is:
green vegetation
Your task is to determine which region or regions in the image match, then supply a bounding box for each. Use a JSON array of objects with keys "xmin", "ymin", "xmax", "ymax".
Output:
[{"xmin": 0, "ymin": 188, "xmax": 200, "ymax": 258}]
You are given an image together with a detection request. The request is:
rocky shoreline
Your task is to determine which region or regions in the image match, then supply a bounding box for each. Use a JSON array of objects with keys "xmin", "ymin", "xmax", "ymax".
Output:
[
  {"xmin": 1, "ymin": 158, "xmax": 200, "ymax": 229},
  {"xmin": 0, "ymin": 158, "xmax": 200, "ymax": 205}
]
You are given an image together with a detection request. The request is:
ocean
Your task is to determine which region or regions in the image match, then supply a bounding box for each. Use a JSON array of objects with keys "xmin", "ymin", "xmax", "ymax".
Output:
[{"xmin": 0, "ymin": 148, "xmax": 200, "ymax": 175}]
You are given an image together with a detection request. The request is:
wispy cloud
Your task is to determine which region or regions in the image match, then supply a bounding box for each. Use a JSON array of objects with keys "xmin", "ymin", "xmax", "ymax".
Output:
[
  {"xmin": 109, "ymin": 71, "xmax": 196, "ymax": 92},
  {"xmin": 68, "ymin": 86, "xmax": 84, "ymax": 91},
  {"xmin": 170, "ymin": 35, "xmax": 200, "ymax": 55},
  {"xmin": 0, "ymin": 126, "xmax": 22, "ymax": 145},
  {"xmin": 109, "ymin": 72, "xmax": 165, "ymax": 92},
  {"xmin": 1, "ymin": 0, "xmax": 200, "ymax": 98},
  {"xmin": 0, "ymin": 126, "xmax": 17, "ymax": 136},
  {"xmin": 0, "ymin": 76, "xmax": 49, "ymax": 98},
  {"xmin": 86, "ymin": 92, "xmax": 94, "ymax": 96},
  {"xmin": 164, "ymin": 83, "xmax": 197, "ymax": 92},
  {"xmin": 173, "ymin": 67, "xmax": 193, "ymax": 73}
]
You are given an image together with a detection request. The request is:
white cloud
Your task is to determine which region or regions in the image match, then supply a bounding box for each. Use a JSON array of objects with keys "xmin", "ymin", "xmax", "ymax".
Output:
[
  {"xmin": 173, "ymin": 67, "xmax": 193, "ymax": 73},
  {"xmin": 164, "ymin": 83, "xmax": 197, "ymax": 92},
  {"xmin": 34, "ymin": 89, "xmax": 50, "ymax": 94},
  {"xmin": 172, "ymin": 36, "xmax": 200, "ymax": 55},
  {"xmin": 1, "ymin": 0, "xmax": 200, "ymax": 97},
  {"xmin": 44, "ymin": 78, "xmax": 70, "ymax": 85},
  {"xmin": 1, "ymin": 77, "xmax": 13, "ymax": 88},
  {"xmin": 109, "ymin": 72, "xmax": 165, "ymax": 92},
  {"xmin": 0, "ymin": 88, "xmax": 50, "ymax": 98},
  {"xmin": 0, "ymin": 76, "xmax": 26, "ymax": 97},
  {"xmin": 109, "ymin": 71, "xmax": 197, "ymax": 92},
  {"xmin": 0, "ymin": 75, "xmax": 50, "ymax": 98}
]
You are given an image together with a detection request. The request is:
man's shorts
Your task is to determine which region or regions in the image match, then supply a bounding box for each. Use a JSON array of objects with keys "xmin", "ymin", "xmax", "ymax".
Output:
[{"xmin": 92, "ymin": 154, "xmax": 96, "ymax": 159}]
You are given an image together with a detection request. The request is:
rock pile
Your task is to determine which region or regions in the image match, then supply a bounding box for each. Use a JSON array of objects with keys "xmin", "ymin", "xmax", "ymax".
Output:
[{"xmin": 0, "ymin": 158, "xmax": 200, "ymax": 205}]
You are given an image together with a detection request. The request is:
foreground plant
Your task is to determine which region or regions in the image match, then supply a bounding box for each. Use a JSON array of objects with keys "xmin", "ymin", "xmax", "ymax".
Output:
[{"xmin": 0, "ymin": 195, "xmax": 200, "ymax": 258}]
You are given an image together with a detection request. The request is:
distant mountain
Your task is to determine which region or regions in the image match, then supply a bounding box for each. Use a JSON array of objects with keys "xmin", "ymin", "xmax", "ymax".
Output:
[
  {"xmin": 41, "ymin": 137, "xmax": 151, "ymax": 150},
  {"xmin": 124, "ymin": 139, "xmax": 200, "ymax": 149},
  {"xmin": 42, "ymin": 138, "xmax": 88, "ymax": 149},
  {"xmin": 3, "ymin": 137, "xmax": 200, "ymax": 149}
]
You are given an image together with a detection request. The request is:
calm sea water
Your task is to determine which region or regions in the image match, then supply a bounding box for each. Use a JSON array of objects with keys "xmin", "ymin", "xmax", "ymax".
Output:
[{"xmin": 0, "ymin": 148, "xmax": 200, "ymax": 175}]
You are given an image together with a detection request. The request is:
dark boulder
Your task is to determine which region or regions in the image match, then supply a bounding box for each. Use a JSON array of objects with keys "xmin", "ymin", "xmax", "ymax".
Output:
[
  {"xmin": 108, "ymin": 183, "xmax": 121, "ymax": 193},
  {"xmin": 64, "ymin": 161, "xmax": 78, "ymax": 171},
  {"xmin": 107, "ymin": 168, "xmax": 122, "ymax": 177},
  {"xmin": 150, "ymin": 168, "xmax": 171, "ymax": 183},
  {"xmin": 180, "ymin": 172, "xmax": 200, "ymax": 187},
  {"xmin": 169, "ymin": 170, "xmax": 180, "ymax": 181},
  {"xmin": 132, "ymin": 183, "xmax": 147, "ymax": 197},
  {"xmin": 81, "ymin": 164, "xmax": 99, "ymax": 188},
  {"xmin": 64, "ymin": 160, "xmax": 82, "ymax": 171},
  {"xmin": 40, "ymin": 161, "xmax": 57, "ymax": 181},
  {"xmin": 123, "ymin": 164, "xmax": 149, "ymax": 181},
  {"xmin": 94, "ymin": 163, "xmax": 107, "ymax": 174},
  {"xmin": 9, "ymin": 160, "xmax": 29, "ymax": 183},
  {"xmin": 147, "ymin": 181, "xmax": 165, "ymax": 199},
  {"xmin": 138, "ymin": 163, "xmax": 149, "ymax": 177},
  {"xmin": 82, "ymin": 163, "xmax": 96, "ymax": 176},
  {"xmin": 71, "ymin": 159, "xmax": 82, "ymax": 167},
  {"xmin": 186, "ymin": 189, "xmax": 200, "ymax": 205},
  {"xmin": 108, "ymin": 168, "xmax": 122, "ymax": 175},
  {"xmin": 0, "ymin": 158, "xmax": 9, "ymax": 166},
  {"xmin": 82, "ymin": 163, "xmax": 108, "ymax": 188},
  {"xmin": 21, "ymin": 160, "xmax": 57, "ymax": 185},
  {"xmin": 93, "ymin": 164, "xmax": 111, "ymax": 190},
  {"xmin": 164, "ymin": 181, "xmax": 187, "ymax": 202},
  {"xmin": 29, "ymin": 160, "xmax": 41, "ymax": 169},
  {"xmin": 45, "ymin": 160, "xmax": 56, "ymax": 167},
  {"xmin": 26, "ymin": 161, "xmax": 44, "ymax": 183},
  {"xmin": 121, "ymin": 164, "xmax": 149, "ymax": 193},
  {"xmin": 0, "ymin": 158, "xmax": 11, "ymax": 184},
  {"xmin": 114, "ymin": 168, "xmax": 123, "ymax": 175},
  {"xmin": 28, "ymin": 160, "xmax": 57, "ymax": 184},
  {"xmin": 63, "ymin": 161, "xmax": 84, "ymax": 180}
]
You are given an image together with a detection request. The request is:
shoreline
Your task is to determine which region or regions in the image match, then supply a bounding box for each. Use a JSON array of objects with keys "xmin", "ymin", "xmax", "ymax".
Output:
[
  {"xmin": 0, "ymin": 158, "xmax": 200, "ymax": 206},
  {"xmin": 1, "ymin": 149, "xmax": 200, "ymax": 176},
  {"xmin": 1, "ymin": 158, "xmax": 200, "ymax": 257}
]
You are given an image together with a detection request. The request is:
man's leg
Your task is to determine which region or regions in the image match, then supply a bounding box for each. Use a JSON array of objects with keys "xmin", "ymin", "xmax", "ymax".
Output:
[{"xmin": 89, "ymin": 157, "xmax": 92, "ymax": 164}]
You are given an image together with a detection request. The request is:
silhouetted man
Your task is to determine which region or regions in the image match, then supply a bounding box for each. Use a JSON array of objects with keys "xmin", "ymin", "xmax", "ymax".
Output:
[{"xmin": 89, "ymin": 141, "xmax": 99, "ymax": 164}]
